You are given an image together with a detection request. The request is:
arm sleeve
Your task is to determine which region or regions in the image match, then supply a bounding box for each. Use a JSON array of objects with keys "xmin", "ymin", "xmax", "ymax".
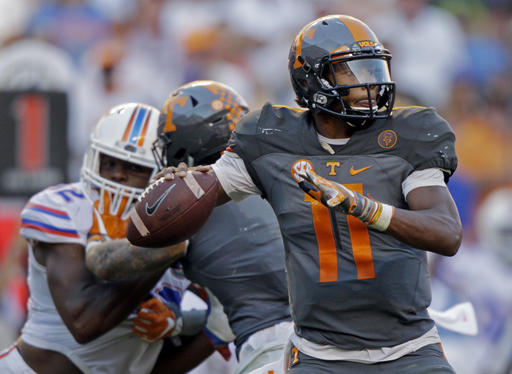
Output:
[
  {"xmin": 211, "ymin": 151, "xmax": 262, "ymax": 202},
  {"xmin": 402, "ymin": 168, "xmax": 447, "ymax": 201}
]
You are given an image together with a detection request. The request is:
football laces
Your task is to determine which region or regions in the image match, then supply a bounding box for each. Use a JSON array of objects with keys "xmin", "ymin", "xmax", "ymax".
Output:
[{"xmin": 140, "ymin": 177, "xmax": 165, "ymax": 201}]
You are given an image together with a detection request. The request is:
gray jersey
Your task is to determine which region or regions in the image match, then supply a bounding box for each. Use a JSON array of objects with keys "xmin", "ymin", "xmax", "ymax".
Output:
[
  {"xmin": 227, "ymin": 104, "xmax": 458, "ymax": 350},
  {"xmin": 181, "ymin": 195, "xmax": 291, "ymax": 351}
]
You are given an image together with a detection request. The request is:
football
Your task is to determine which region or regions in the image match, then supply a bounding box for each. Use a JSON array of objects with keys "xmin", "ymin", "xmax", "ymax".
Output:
[{"xmin": 127, "ymin": 172, "xmax": 218, "ymax": 247}]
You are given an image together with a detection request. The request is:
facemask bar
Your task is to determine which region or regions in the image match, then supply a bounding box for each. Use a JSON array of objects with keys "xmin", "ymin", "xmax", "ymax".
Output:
[
  {"xmin": 152, "ymin": 135, "xmax": 170, "ymax": 171},
  {"xmin": 313, "ymin": 52, "xmax": 395, "ymax": 122},
  {"xmin": 81, "ymin": 142, "xmax": 156, "ymax": 220},
  {"xmin": 315, "ymin": 81, "xmax": 395, "ymax": 122},
  {"xmin": 152, "ymin": 134, "xmax": 194, "ymax": 169}
]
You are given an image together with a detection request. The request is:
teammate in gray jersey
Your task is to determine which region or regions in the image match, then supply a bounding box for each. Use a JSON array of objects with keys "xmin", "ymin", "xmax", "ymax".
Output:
[
  {"xmin": 150, "ymin": 15, "xmax": 462, "ymax": 373},
  {"xmin": 87, "ymin": 80, "xmax": 292, "ymax": 374}
]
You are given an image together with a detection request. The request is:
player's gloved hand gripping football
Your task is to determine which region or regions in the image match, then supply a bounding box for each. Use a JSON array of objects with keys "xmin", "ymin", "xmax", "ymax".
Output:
[
  {"xmin": 298, "ymin": 168, "xmax": 394, "ymax": 232},
  {"xmin": 133, "ymin": 297, "xmax": 182, "ymax": 343}
]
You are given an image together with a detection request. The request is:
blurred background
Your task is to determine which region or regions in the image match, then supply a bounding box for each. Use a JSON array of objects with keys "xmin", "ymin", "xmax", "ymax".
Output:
[{"xmin": 0, "ymin": 0, "xmax": 510, "ymax": 372}]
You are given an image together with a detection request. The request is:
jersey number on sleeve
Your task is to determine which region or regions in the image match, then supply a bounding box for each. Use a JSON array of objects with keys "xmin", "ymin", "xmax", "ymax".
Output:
[
  {"xmin": 304, "ymin": 183, "xmax": 375, "ymax": 282},
  {"xmin": 50, "ymin": 185, "xmax": 85, "ymax": 202}
]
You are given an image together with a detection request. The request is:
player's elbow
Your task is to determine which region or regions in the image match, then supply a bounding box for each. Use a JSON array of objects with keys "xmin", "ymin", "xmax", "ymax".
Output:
[
  {"xmin": 68, "ymin": 321, "xmax": 100, "ymax": 344},
  {"xmin": 447, "ymin": 229, "xmax": 463, "ymax": 256},
  {"xmin": 439, "ymin": 221, "xmax": 463, "ymax": 257},
  {"xmin": 89, "ymin": 264, "xmax": 112, "ymax": 281},
  {"xmin": 65, "ymin": 307, "xmax": 105, "ymax": 344},
  {"xmin": 85, "ymin": 251, "xmax": 111, "ymax": 281},
  {"xmin": 71, "ymin": 332, "xmax": 94, "ymax": 345},
  {"xmin": 215, "ymin": 182, "xmax": 232, "ymax": 206}
]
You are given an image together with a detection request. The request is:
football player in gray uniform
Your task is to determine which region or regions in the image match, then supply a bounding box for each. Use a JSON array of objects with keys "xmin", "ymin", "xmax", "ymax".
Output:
[
  {"xmin": 151, "ymin": 15, "xmax": 462, "ymax": 374},
  {"xmin": 87, "ymin": 81, "xmax": 292, "ymax": 374}
]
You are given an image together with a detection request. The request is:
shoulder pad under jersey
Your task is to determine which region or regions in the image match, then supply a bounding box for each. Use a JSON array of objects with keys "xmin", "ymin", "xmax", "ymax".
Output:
[
  {"xmin": 20, "ymin": 183, "xmax": 92, "ymax": 246},
  {"xmin": 234, "ymin": 103, "xmax": 308, "ymax": 135},
  {"xmin": 391, "ymin": 106, "xmax": 457, "ymax": 180},
  {"xmin": 228, "ymin": 103, "xmax": 309, "ymax": 197}
]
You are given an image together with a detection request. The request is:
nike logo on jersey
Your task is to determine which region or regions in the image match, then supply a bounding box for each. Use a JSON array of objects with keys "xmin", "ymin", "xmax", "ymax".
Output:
[
  {"xmin": 349, "ymin": 165, "xmax": 373, "ymax": 176},
  {"xmin": 145, "ymin": 184, "xmax": 176, "ymax": 216}
]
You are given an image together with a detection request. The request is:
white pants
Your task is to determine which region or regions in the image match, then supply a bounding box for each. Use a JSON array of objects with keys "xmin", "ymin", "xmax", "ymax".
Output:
[
  {"xmin": 0, "ymin": 345, "xmax": 37, "ymax": 374},
  {"xmin": 237, "ymin": 321, "xmax": 293, "ymax": 374}
]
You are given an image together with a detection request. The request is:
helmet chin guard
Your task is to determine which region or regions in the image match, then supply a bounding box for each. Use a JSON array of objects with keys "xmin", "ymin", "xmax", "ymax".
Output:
[
  {"xmin": 80, "ymin": 103, "xmax": 160, "ymax": 219},
  {"xmin": 289, "ymin": 15, "xmax": 396, "ymax": 126}
]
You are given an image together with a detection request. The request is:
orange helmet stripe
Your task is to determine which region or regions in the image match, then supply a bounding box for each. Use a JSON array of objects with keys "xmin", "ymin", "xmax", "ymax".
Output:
[
  {"xmin": 137, "ymin": 109, "xmax": 152, "ymax": 146},
  {"xmin": 205, "ymin": 84, "xmax": 220, "ymax": 95},
  {"xmin": 305, "ymin": 28, "xmax": 317, "ymax": 41},
  {"xmin": 293, "ymin": 26, "xmax": 317, "ymax": 69},
  {"xmin": 293, "ymin": 34, "xmax": 303, "ymax": 69},
  {"xmin": 162, "ymin": 96, "xmax": 188, "ymax": 133},
  {"xmin": 122, "ymin": 106, "xmax": 138, "ymax": 142},
  {"xmin": 340, "ymin": 16, "xmax": 375, "ymax": 42}
]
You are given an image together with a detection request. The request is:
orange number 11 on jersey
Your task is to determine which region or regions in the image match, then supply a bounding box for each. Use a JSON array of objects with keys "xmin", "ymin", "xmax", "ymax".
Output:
[{"xmin": 304, "ymin": 183, "xmax": 375, "ymax": 282}]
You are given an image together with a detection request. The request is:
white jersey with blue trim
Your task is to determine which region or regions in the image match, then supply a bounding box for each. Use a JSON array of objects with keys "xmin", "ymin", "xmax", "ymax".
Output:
[
  {"xmin": 20, "ymin": 182, "xmax": 92, "ymax": 245},
  {"xmin": 19, "ymin": 182, "xmax": 189, "ymax": 374},
  {"xmin": 150, "ymin": 264, "xmax": 190, "ymax": 307}
]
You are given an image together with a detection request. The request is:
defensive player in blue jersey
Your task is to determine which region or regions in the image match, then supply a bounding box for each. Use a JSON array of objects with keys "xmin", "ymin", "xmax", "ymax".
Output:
[{"xmin": 152, "ymin": 15, "xmax": 462, "ymax": 373}]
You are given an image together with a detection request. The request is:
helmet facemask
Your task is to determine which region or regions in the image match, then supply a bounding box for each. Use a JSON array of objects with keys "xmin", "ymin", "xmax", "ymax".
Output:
[
  {"xmin": 81, "ymin": 146, "xmax": 155, "ymax": 220},
  {"xmin": 317, "ymin": 54, "xmax": 395, "ymax": 125}
]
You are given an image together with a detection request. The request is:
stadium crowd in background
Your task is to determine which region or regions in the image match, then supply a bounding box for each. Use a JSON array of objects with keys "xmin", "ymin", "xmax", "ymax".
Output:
[{"xmin": 0, "ymin": 0, "xmax": 511, "ymax": 373}]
